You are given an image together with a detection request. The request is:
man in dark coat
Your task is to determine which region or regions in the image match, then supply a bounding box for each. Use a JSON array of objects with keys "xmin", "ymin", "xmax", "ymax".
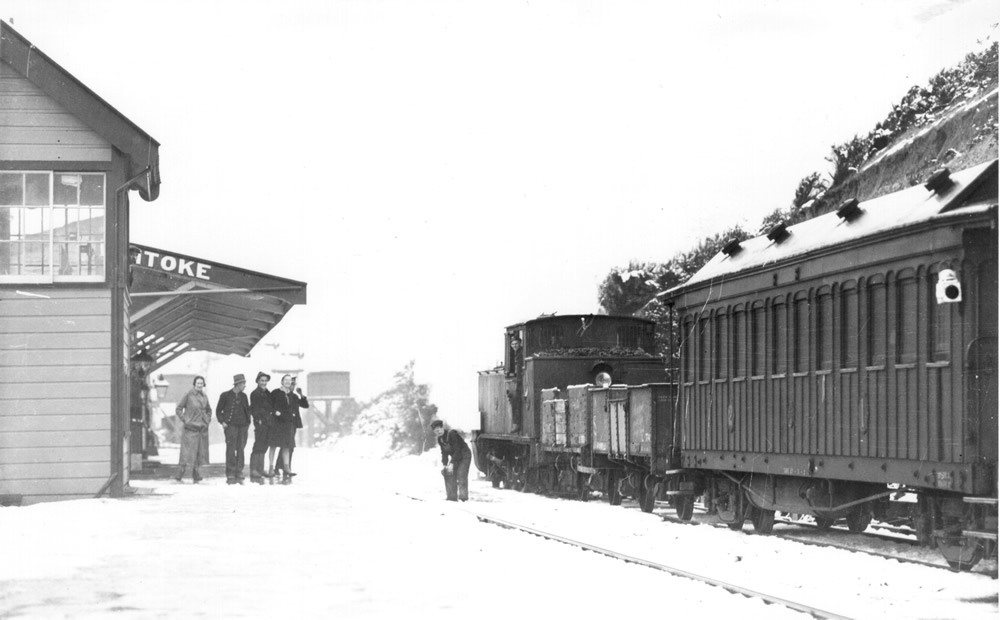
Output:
[
  {"xmin": 432, "ymin": 419, "xmax": 471, "ymax": 501},
  {"xmin": 217, "ymin": 374, "xmax": 251, "ymax": 484},
  {"xmin": 247, "ymin": 371, "xmax": 273, "ymax": 484}
]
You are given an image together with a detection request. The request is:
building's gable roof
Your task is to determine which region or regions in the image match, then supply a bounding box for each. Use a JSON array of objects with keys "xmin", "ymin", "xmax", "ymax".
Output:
[{"xmin": 0, "ymin": 21, "xmax": 160, "ymax": 201}]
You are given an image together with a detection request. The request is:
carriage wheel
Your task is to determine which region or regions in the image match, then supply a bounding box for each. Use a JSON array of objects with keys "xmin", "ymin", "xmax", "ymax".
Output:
[
  {"xmin": 751, "ymin": 507, "xmax": 775, "ymax": 535},
  {"xmin": 939, "ymin": 536, "xmax": 986, "ymax": 572},
  {"xmin": 639, "ymin": 479, "xmax": 657, "ymax": 513},
  {"xmin": 846, "ymin": 505, "xmax": 872, "ymax": 534},
  {"xmin": 675, "ymin": 495, "xmax": 694, "ymax": 521}
]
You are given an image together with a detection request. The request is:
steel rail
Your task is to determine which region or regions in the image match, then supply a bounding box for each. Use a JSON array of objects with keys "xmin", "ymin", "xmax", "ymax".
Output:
[
  {"xmin": 471, "ymin": 511, "xmax": 853, "ymax": 620},
  {"xmin": 397, "ymin": 493, "xmax": 851, "ymax": 620}
]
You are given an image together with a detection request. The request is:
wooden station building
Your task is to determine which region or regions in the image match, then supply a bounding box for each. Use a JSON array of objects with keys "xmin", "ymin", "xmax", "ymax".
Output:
[{"xmin": 0, "ymin": 22, "xmax": 306, "ymax": 504}]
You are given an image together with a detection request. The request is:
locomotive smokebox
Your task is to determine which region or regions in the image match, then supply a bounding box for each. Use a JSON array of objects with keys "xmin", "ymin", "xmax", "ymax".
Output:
[{"xmin": 936, "ymin": 269, "xmax": 963, "ymax": 304}]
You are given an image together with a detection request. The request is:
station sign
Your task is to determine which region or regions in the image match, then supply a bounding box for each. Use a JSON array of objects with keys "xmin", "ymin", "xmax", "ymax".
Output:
[{"xmin": 131, "ymin": 247, "xmax": 213, "ymax": 281}]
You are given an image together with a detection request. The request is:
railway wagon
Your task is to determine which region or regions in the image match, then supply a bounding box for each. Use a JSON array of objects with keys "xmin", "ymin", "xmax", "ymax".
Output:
[
  {"xmin": 579, "ymin": 383, "xmax": 682, "ymax": 510},
  {"xmin": 664, "ymin": 160, "xmax": 998, "ymax": 569},
  {"xmin": 474, "ymin": 314, "xmax": 664, "ymax": 490}
]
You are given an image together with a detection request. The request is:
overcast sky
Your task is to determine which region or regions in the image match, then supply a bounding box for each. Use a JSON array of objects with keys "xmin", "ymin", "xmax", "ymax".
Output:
[{"xmin": 5, "ymin": 0, "xmax": 998, "ymax": 429}]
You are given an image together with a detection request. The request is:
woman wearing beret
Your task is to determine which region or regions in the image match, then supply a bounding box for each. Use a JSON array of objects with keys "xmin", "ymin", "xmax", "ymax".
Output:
[{"xmin": 175, "ymin": 376, "xmax": 212, "ymax": 483}]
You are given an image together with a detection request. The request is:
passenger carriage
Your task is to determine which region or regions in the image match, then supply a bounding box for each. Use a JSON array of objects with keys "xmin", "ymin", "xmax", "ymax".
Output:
[{"xmin": 663, "ymin": 161, "xmax": 998, "ymax": 569}]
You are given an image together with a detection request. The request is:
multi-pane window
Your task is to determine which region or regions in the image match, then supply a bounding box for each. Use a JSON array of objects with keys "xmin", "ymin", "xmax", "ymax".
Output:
[
  {"xmin": 896, "ymin": 273, "xmax": 917, "ymax": 363},
  {"xmin": 0, "ymin": 171, "xmax": 106, "ymax": 282}
]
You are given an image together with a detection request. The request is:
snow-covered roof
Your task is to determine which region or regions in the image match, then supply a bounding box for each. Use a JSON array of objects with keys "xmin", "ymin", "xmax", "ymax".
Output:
[{"xmin": 672, "ymin": 159, "xmax": 997, "ymax": 293}]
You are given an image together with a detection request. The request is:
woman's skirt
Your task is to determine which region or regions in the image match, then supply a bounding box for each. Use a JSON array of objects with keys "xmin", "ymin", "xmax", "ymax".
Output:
[
  {"xmin": 269, "ymin": 421, "xmax": 297, "ymax": 450},
  {"xmin": 179, "ymin": 427, "xmax": 210, "ymax": 467}
]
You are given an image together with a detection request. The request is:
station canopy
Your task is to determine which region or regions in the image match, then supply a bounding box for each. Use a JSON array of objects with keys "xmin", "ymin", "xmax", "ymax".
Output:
[{"xmin": 129, "ymin": 244, "xmax": 307, "ymax": 370}]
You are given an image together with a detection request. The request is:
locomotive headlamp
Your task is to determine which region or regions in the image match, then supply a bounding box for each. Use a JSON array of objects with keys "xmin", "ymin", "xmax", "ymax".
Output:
[
  {"xmin": 595, "ymin": 372, "xmax": 613, "ymax": 388},
  {"xmin": 936, "ymin": 269, "xmax": 962, "ymax": 304}
]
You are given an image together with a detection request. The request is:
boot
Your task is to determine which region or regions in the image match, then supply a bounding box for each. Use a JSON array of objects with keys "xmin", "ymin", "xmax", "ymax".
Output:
[
  {"xmin": 174, "ymin": 467, "xmax": 185, "ymax": 482},
  {"xmin": 193, "ymin": 470, "xmax": 203, "ymax": 484}
]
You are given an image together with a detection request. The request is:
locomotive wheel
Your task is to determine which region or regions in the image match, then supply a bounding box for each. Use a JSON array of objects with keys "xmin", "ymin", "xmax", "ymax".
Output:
[
  {"xmin": 751, "ymin": 507, "xmax": 775, "ymax": 535},
  {"xmin": 674, "ymin": 495, "xmax": 694, "ymax": 521},
  {"xmin": 846, "ymin": 506, "xmax": 872, "ymax": 534},
  {"xmin": 939, "ymin": 536, "xmax": 986, "ymax": 572}
]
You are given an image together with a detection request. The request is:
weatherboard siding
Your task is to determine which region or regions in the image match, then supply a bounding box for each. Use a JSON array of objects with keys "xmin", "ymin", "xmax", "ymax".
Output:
[
  {"xmin": 0, "ymin": 63, "xmax": 111, "ymax": 162},
  {"xmin": 0, "ymin": 288, "xmax": 112, "ymax": 503}
]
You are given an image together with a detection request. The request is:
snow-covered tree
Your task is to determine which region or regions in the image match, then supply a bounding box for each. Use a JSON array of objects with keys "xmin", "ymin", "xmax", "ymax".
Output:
[{"xmin": 351, "ymin": 361, "xmax": 438, "ymax": 455}]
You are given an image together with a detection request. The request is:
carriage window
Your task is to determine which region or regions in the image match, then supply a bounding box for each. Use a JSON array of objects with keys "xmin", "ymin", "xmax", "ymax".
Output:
[
  {"xmin": 751, "ymin": 303, "xmax": 766, "ymax": 376},
  {"xmin": 816, "ymin": 289, "xmax": 833, "ymax": 370},
  {"xmin": 715, "ymin": 313, "xmax": 728, "ymax": 379},
  {"xmin": 771, "ymin": 301, "xmax": 787, "ymax": 375},
  {"xmin": 0, "ymin": 171, "xmax": 106, "ymax": 283},
  {"xmin": 699, "ymin": 318, "xmax": 711, "ymax": 381},
  {"xmin": 794, "ymin": 294, "xmax": 809, "ymax": 373},
  {"xmin": 682, "ymin": 317, "xmax": 695, "ymax": 383},
  {"xmin": 841, "ymin": 284, "xmax": 859, "ymax": 368},
  {"xmin": 733, "ymin": 310, "xmax": 745, "ymax": 377},
  {"xmin": 897, "ymin": 275, "xmax": 917, "ymax": 363},
  {"xmin": 867, "ymin": 278, "xmax": 887, "ymax": 367},
  {"xmin": 929, "ymin": 276, "xmax": 951, "ymax": 362}
]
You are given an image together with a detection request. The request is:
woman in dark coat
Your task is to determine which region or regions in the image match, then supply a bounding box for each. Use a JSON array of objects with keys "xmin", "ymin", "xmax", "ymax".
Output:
[
  {"xmin": 269, "ymin": 374, "xmax": 298, "ymax": 483},
  {"xmin": 175, "ymin": 376, "xmax": 212, "ymax": 483}
]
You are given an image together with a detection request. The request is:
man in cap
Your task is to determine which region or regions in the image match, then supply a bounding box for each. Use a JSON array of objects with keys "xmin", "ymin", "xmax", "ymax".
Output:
[
  {"xmin": 216, "ymin": 374, "xmax": 251, "ymax": 484},
  {"xmin": 431, "ymin": 419, "xmax": 472, "ymax": 501},
  {"xmin": 247, "ymin": 371, "xmax": 273, "ymax": 484}
]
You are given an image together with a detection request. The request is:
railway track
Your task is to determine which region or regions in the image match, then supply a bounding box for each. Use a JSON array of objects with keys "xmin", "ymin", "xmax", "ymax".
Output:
[
  {"xmin": 653, "ymin": 503, "xmax": 996, "ymax": 574},
  {"xmin": 398, "ymin": 492, "xmax": 850, "ymax": 619}
]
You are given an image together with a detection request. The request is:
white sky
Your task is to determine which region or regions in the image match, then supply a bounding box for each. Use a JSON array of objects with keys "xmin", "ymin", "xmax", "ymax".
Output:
[{"xmin": 5, "ymin": 0, "xmax": 998, "ymax": 429}]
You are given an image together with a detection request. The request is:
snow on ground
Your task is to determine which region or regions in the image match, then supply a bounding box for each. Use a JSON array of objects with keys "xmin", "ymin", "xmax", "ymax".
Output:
[{"xmin": 0, "ymin": 441, "xmax": 996, "ymax": 619}]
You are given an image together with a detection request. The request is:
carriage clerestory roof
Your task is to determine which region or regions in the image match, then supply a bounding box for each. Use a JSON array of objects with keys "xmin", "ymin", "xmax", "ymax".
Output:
[{"xmin": 668, "ymin": 159, "xmax": 998, "ymax": 295}]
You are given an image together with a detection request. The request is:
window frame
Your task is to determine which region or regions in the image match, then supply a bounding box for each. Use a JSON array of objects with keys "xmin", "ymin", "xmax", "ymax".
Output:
[{"xmin": 0, "ymin": 170, "xmax": 107, "ymax": 284}]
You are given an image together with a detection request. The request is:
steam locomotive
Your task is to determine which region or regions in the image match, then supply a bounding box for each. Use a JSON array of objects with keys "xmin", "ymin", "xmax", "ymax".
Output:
[{"xmin": 473, "ymin": 159, "xmax": 998, "ymax": 570}]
